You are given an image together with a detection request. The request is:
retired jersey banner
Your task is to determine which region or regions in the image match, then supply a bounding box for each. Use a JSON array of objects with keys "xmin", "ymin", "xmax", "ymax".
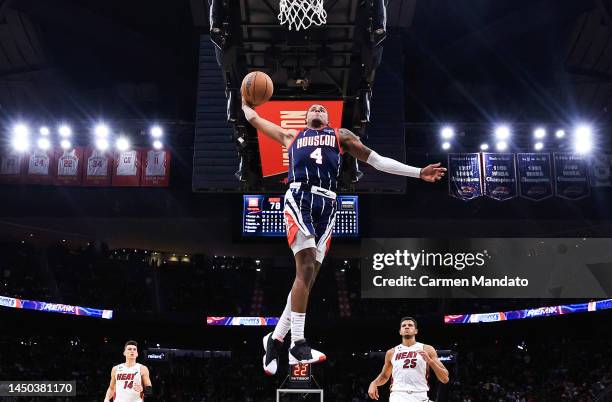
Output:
[
  {"xmin": 112, "ymin": 149, "xmax": 141, "ymax": 186},
  {"xmin": 554, "ymin": 153, "xmax": 590, "ymax": 200},
  {"xmin": 26, "ymin": 149, "xmax": 55, "ymax": 185},
  {"xmin": 482, "ymin": 153, "xmax": 517, "ymax": 201},
  {"xmin": 517, "ymin": 153, "xmax": 553, "ymax": 201},
  {"xmin": 589, "ymin": 154, "xmax": 612, "ymax": 187},
  {"xmin": 447, "ymin": 153, "xmax": 482, "ymax": 201},
  {"xmin": 254, "ymin": 100, "xmax": 343, "ymax": 178},
  {"xmin": 0, "ymin": 149, "xmax": 25, "ymax": 184},
  {"xmin": 83, "ymin": 148, "xmax": 112, "ymax": 186},
  {"xmin": 141, "ymin": 149, "xmax": 170, "ymax": 187},
  {"xmin": 54, "ymin": 147, "xmax": 83, "ymax": 186}
]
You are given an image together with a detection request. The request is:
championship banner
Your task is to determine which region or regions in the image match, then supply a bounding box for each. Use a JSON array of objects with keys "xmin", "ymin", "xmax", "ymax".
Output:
[
  {"xmin": 140, "ymin": 148, "xmax": 170, "ymax": 187},
  {"xmin": 54, "ymin": 147, "xmax": 84, "ymax": 186},
  {"xmin": 447, "ymin": 153, "xmax": 482, "ymax": 201},
  {"xmin": 26, "ymin": 149, "xmax": 55, "ymax": 185},
  {"xmin": 589, "ymin": 153, "xmax": 612, "ymax": 187},
  {"xmin": 516, "ymin": 153, "xmax": 553, "ymax": 201},
  {"xmin": 0, "ymin": 149, "xmax": 25, "ymax": 184},
  {"xmin": 554, "ymin": 153, "xmax": 590, "ymax": 200},
  {"xmin": 112, "ymin": 149, "xmax": 141, "ymax": 187},
  {"xmin": 482, "ymin": 153, "xmax": 517, "ymax": 201},
  {"xmin": 83, "ymin": 148, "xmax": 112, "ymax": 186},
  {"xmin": 254, "ymin": 100, "xmax": 344, "ymax": 178}
]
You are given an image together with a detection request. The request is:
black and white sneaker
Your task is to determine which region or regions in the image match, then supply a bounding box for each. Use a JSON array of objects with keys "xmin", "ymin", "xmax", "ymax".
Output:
[
  {"xmin": 262, "ymin": 332, "xmax": 283, "ymax": 375},
  {"xmin": 288, "ymin": 339, "xmax": 327, "ymax": 365}
]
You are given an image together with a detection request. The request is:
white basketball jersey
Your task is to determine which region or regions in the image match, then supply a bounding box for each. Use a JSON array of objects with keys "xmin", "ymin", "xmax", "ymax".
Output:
[
  {"xmin": 57, "ymin": 150, "xmax": 78, "ymax": 176},
  {"xmin": 390, "ymin": 343, "xmax": 429, "ymax": 393},
  {"xmin": 87, "ymin": 151, "xmax": 108, "ymax": 176},
  {"xmin": 145, "ymin": 150, "xmax": 166, "ymax": 176},
  {"xmin": 114, "ymin": 363, "xmax": 143, "ymax": 402},
  {"xmin": 1, "ymin": 153, "xmax": 21, "ymax": 175},
  {"xmin": 28, "ymin": 152, "xmax": 49, "ymax": 175},
  {"xmin": 117, "ymin": 150, "xmax": 138, "ymax": 176}
]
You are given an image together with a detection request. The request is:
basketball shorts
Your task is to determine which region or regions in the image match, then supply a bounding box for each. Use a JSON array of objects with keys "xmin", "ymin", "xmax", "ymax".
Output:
[
  {"xmin": 389, "ymin": 391, "xmax": 430, "ymax": 402},
  {"xmin": 283, "ymin": 183, "xmax": 337, "ymax": 263}
]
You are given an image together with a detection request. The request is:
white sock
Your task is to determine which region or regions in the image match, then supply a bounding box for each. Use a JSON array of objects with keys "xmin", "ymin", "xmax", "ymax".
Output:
[
  {"xmin": 290, "ymin": 311, "xmax": 306, "ymax": 345},
  {"xmin": 272, "ymin": 292, "xmax": 292, "ymax": 341}
]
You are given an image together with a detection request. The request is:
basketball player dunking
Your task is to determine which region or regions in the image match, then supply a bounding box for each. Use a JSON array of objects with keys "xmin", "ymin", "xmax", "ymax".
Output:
[
  {"xmin": 242, "ymin": 102, "xmax": 446, "ymax": 374},
  {"xmin": 103, "ymin": 341, "xmax": 153, "ymax": 402},
  {"xmin": 368, "ymin": 317, "xmax": 449, "ymax": 401}
]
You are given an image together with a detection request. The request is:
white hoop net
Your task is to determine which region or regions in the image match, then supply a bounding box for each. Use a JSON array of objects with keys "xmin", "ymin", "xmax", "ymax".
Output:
[{"xmin": 278, "ymin": 0, "xmax": 327, "ymax": 31}]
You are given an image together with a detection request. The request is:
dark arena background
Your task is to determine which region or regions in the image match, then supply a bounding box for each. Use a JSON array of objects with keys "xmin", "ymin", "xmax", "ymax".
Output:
[{"xmin": 0, "ymin": 0, "xmax": 611, "ymax": 401}]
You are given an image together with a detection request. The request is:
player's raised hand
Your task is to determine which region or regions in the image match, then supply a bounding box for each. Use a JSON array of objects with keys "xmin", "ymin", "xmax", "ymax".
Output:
[
  {"xmin": 367, "ymin": 382, "xmax": 379, "ymax": 400},
  {"xmin": 418, "ymin": 350, "xmax": 433, "ymax": 364},
  {"xmin": 420, "ymin": 163, "xmax": 446, "ymax": 182}
]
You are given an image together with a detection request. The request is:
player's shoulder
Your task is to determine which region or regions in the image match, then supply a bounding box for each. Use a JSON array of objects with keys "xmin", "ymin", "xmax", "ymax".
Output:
[
  {"xmin": 385, "ymin": 347, "xmax": 396, "ymax": 357},
  {"xmin": 421, "ymin": 343, "xmax": 435, "ymax": 352}
]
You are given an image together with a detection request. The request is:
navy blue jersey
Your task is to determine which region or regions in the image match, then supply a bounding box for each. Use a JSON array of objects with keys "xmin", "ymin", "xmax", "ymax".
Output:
[{"xmin": 287, "ymin": 127, "xmax": 343, "ymax": 191}]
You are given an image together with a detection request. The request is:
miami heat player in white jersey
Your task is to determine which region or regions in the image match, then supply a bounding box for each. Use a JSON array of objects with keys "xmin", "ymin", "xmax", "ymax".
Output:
[
  {"xmin": 113, "ymin": 363, "xmax": 143, "ymax": 402},
  {"xmin": 104, "ymin": 341, "xmax": 152, "ymax": 402},
  {"xmin": 368, "ymin": 317, "xmax": 449, "ymax": 402},
  {"xmin": 390, "ymin": 342, "xmax": 429, "ymax": 394}
]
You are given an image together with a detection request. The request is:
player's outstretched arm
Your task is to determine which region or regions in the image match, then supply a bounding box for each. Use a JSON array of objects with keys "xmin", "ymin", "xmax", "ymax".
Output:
[
  {"xmin": 367, "ymin": 348, "xmax": 393, "ymax": 400},
  {"xmin": 103, "ymin": 366, "xmax": 117, "ymax": 402},
  {"xmin": 241, "ymin": 100, "xmax": 295, "ymax": 148},
  {"xmin": 338, "ymin": 128, "xmax": 446, "ymax": 182},
  {"xmin": 419, "ymin": 345, "xmax": 449, "ymax": 384}
]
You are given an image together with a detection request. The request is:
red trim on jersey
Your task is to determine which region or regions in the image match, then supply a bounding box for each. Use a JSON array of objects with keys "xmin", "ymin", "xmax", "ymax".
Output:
[
  {"xmin": 325, "ymin": 233, "xmax": 332, "ymax": 255},
  {"xmin": 285, "ymin": 212, "xmax": 299, "ymax": 246},
  {"xmin": 286, "ymin": 129, "xmax": 301, "ymax": 150},
  {"xmin": 334, "ymin": 128, "xmax": 344, "ymax": 155}
]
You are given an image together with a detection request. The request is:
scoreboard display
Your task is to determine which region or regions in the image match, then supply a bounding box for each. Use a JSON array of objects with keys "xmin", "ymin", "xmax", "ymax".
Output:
[{"xmin": 242, "ymin": 195, "xmax": 358, "ymax": 237}]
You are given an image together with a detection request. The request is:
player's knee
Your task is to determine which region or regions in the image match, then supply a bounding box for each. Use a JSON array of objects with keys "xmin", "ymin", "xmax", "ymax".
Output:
[{"xmin": 296, "ymin": 261, "xmax": 316, "ymax": 283}]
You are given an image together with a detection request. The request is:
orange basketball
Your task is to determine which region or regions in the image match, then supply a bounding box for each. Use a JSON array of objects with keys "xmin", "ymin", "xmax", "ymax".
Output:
[{"xmin": 241, "ymin": 71, "xmax": 273, "ymax": 106}]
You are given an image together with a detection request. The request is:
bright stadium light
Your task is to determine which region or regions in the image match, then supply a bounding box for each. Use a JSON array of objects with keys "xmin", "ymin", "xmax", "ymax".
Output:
[
  {"xmin": 534, "ymin": 142, "xmax": 544, "ymax": 151},
  {"xmin": 39, "ymin": 126, "xmax": 50, "ymax": 136},
  {"xmin": 60, "ymin": 139, "xmax": 72, "ymax": 150},
  {"xmin": 574, "ymin": 125, "xmax": 593, "ymax": 154},
  {"xmin": 94, "ymin": 124, "xmax": 110, "ymax": 137},
  {"xmin": 12, "ymin": 136, "xmax": 29, "ymax": 151},
  {"xmin": 494, "ymin": 125, "xmax": 511, "ymax": 140},
  {"xmin": 441, "ymin": 141, "xmax": 451, "ymax": 150},
  {"xmin": 440, "ymin": 126, "xmax": 454, "ymax": 140},
  {"xmin": 480, "ymin": 143, "xmax": 489, "ymax": 151},
  {"xmin": 496, "ymin": 141, "xmax": 508, "ymax": 151},
  {"xmin": 116, "ymin": 136, "xmax": 130, "ymax": 151},
  {"xmin": 95, "ymin": 138, "xmax": 109, "ymax": 151},
  {"xmin": 13, "ymin": 124, "xmax": 29, "ymax": 137},
  {"xmin": 555, "ymin": 129, "xmax": 566, "ymax": 139},
  {"xmin": 150, "ymin": 125, "xmax": 163, "ymax": 138},
  {"xmin": 58, "ymin": 125, "xmax": 72, "ymax": 138},
  {"xmin": 153, "ymin": 140, "xmax": 163, "ymax": 150},
  {"xmin": 533, "ymin": 128, "xmax": 546, "ymax": 139},
  {"xmin": 37, "ymin": 137, "xmax": 51, "ymax": 150}
]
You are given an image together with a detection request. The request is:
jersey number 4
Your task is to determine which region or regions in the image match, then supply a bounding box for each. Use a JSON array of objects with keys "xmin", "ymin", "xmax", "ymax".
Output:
[
  {"xmin": 310, "ymin": 148, "xmax": 323, "ymax": 164},
  {"xmin": 403, "ymin": 358, "xmax": 417, "ymax": 369}
]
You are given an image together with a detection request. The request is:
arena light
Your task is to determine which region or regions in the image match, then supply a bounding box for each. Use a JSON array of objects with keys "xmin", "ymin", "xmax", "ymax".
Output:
[
  {"xmin": 480, "ymin": 143, "xmax": 489, "ymax": 151},
  {"xmin": 533, "ymin": 128, "xmax": 546, "ymax": 139},
  {"xmin": 12, "ymin": 136, "xmax": 29, "ymax": 151},
  {"xmin": 534, "ymin": 142, "xmax": 544, "ymax": 151},
  {"xmin": 58, "ymin": 125, "xmax": 72, "ymax": 138},
  {"xmin": 496, "ymin": 141, "xmax": 508, "ymax": 151},
  {"xmin": 152, "ymin": 140, "xmax": 163, "ymax": 150},
  {"xmin": 60, "ymin": 139, "xmax": 72, "ymax": 150},
  {"xmin": 573, "ymin": 125, "xmax": 593, "ymax": 154},
  {"xmin": 95, "ymin": 138, "xmax": 109, "ymax": 151},
  {"xmin": 12, "ymin": 123, "xmax": 29, "ymax": 137},
  {"xmin": 39, "ymin": 126, "xmax": 50, "ymax": 136},
  {"xmin": 441, "ymin": 141, "xmax": 451, "ymax": 150},
  {"xmin": 440, "ymin": 126, "xmax": 454, "ymax": 140},
  {"xmin": 94, "ymin": 123, "xmax": 110, "ymax": 138},
  {"xmin": 116, "ymin": 136, "xmax": 130, "ymax": 151},
  {"xmin": 37, "ymin": 137, "xmax": 51, "ymax": 150},
  {"xmin": 150, "ymin": 125, "xmax": 163, "ymax": 138},
  {"xmin": 494, "ymin": 125, "xmax": 511, "ymax": 140},
  {"xmin": 555, "ymin": 129, "xmax": 566, "ymax": 139}
]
